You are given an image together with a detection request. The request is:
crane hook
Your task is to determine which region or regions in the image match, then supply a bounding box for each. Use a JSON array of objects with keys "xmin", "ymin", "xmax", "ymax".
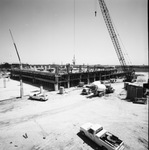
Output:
[{"xmin": 95, "ymin": 11, "xmax": 97, "ymax": 17}]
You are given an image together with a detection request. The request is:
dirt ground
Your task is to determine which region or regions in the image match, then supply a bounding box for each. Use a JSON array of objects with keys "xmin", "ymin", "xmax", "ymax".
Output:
[{"xmin": 0, "ymin": 73, "xmax": 148, "ymax": 150}]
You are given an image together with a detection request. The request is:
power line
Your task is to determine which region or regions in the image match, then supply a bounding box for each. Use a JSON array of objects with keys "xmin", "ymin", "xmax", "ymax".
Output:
[{"xmin": 73, "ymin": 0, "xmax": 76, "ymax": 65}]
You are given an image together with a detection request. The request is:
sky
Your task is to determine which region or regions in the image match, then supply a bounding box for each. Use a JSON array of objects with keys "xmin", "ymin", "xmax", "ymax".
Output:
[{"xmin": 0, "ymin": 0, "xmax": 148, "ymax": 65}]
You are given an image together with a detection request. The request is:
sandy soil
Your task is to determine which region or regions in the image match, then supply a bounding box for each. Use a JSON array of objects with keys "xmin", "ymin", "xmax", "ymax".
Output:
[{"xmin": 0, "ymin": 74, "xmax": 148, "ymax": 150}]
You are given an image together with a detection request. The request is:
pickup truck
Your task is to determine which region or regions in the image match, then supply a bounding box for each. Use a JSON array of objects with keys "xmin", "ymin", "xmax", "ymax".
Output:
[
  {"xmin": 80, "ymin": 123, "xmax": 124, "ymax": 150},
  {"xmin": 81, "ymin": 87, "xmax": 91, "ymax": 95}
]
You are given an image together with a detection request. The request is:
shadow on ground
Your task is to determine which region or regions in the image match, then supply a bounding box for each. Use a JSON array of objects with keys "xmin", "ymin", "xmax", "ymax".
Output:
[
  {"xmin": 86, "ymin": 94, "xmax": 97, "ymax": 99},
  {"xmin": 77, "ymin": 131, "xmax": 104, "ymax": 150},
  {"xmin": 28, "ymin": 97, "xmax": 47, "ymax": 102},
  {"xmin": 10, "ymin": 78, "xmax": 53, "ymax": 92}
]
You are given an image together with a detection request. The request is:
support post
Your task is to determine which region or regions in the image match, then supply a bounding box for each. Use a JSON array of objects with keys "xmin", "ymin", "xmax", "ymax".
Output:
[
  {"xmin": 20, "ymin": 65, "xmax": 23, "ymax": 98},
  {"xmin": 3, "ymin": 77, "xmax": 6, "ymax": 88},
  {"xmin": 40, "ymin": 85, "xmax": 43, "ymax": 93},
  {"xmin": 79, "ymin": 65, "xmax": 82, "ymax": 73},
  {"xmin": 79, "ymin": 74, "xmax": 82, "ymax": 83},
  {"xmin": 99, "ymin": 73, "xmax": 101, "ymax": 81},
  {"xmin": 20, "ymin": 79, "xmax": 23, "ymax": 97},
  {"xmin": 87, "ymin": 73, "xmax": 90, "ymax": 84},
  {"xmin": 67, "ymin": 75, "xmax": 70, "ymax": 88},
  {"xmin": 54, "ymin": 75, "xmax": 59, "ymax": 91},
  {"xmin": 94, "ymin": 73, "xmax": 96, "ymax": 82}
]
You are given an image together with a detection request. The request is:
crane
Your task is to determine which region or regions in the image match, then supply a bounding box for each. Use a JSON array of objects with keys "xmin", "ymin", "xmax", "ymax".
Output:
[
  {"xmin": 9, "ymin": 29, "xmax": 24, "ymax": 97},
  {"xmin": 97, "ymin": 0, "xmax": 135, "ymax": 82}
]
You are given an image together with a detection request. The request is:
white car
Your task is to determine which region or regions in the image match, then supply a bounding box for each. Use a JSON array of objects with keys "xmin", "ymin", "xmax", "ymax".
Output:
[
  {"xmin": 80, "ymin": 123, "xmax": 124, "ymax": 150},
  {"xmin": 29, "ymin": 92, "xmax": 48, "ymax": 101}
]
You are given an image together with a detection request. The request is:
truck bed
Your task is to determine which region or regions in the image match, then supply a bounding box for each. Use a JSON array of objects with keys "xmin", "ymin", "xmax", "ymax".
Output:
[{"xmin": 100, "ymin": 132, "xmax": 123, "ymax": 148}]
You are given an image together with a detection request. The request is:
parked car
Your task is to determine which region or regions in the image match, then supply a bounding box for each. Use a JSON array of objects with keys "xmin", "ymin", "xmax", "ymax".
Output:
[
  {"xmin": 80, "ymin": 122, "xmax": 124, "ymax": 150},
  {"xmin": 29, "ymin": 92, "xmax": 48, "ymax": 101}
]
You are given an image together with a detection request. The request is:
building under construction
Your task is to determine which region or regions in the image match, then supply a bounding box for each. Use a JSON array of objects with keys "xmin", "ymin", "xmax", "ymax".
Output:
[
  {"xmin": 11, "ymin": 64, "xmax": 127, "ymax": 91},
  {"xmin": 9, "ymin": 0, "xmax": 141, "ymax": 91}
]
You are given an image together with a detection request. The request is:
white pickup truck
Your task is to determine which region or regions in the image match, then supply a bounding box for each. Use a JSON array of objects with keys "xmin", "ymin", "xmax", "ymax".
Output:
[{"xmin": 80, "ymin": 123, "xmax": 124, "ymax": 150}]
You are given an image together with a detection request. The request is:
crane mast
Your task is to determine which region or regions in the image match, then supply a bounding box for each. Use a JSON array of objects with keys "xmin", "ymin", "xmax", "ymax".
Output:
[{"xmin": 98, "ymin": 0, "xmax": 128, "ymax": 72}]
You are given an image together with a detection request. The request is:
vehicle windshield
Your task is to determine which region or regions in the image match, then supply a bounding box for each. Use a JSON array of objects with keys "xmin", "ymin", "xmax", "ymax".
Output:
[
  {"xmin": 82, "ymin": 89, "xmax": 87, "ymax": 92},
  {"xmin": 95, "ymin": 127, "xmax": 103, "ymax": 134}
]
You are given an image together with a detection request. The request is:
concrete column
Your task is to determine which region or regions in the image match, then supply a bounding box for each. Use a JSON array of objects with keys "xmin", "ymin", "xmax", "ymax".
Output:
[
  {"xmin": 55, "ymin": 66, "xmax": 59, "ymax": 75},
  {"xmin": 87, "ymin": 73, "xmax": 90, "ymax": 84},
  {"xmin": 54, "ymin": 83, "xmax": 58, "ymax": 91},
  {"xmin": 99, "ymin": 73, "xmax": 101, "ymax": 80},
  {"xmin": 20, "ymin": 79, "xmax": 24, "ymax": 98},
  {"xmin": 79, "ymin": 65, "xmax": 82, "ymax": 73},
  {"xmin": 79, "ymin": 74, "xmax": 82, "ymax": 82},
  {"xmin": 94, "ymin": 65, "xmax": 96, "ymax": 72},
  {"xmin": 66, "ymin": 64, "xmax": 70, "ymax": 74},
  {"xmin": 94, "ymin": 73, "xmax": 96, "ymax": 82},
  {"xmin": 54, "ymin": 76, "xmax": 59, "ymax": 91},
  {"xmin": 67, "ymin": 75, "xmax": 70, "ymax": 88},
  {"xmin": 87, "ymin": 66, "xmax": 89, "ymax": 72},
  {"xmin": 40, "ymin": 85, "xmax": 43, "ymax": 93},
  {"xmin": 44, "ymin": 66, "xmax": 47, "ymax": 71},
  {"xmin": 3, "ymin": 77, "xmax": 6, "ymax": 88},
  {"xmin": 48, "ymin": 65, "xmax": 50, "ymax": 70},
  {"xmin": 32, "ymin": 76, "xmax": 35, "ymax": 83}
]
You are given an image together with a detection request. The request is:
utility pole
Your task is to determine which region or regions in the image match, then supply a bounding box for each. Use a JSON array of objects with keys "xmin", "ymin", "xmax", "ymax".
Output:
[{"xmin": 9, "ymin": 29, "xmax": 24, "ymax": 98}]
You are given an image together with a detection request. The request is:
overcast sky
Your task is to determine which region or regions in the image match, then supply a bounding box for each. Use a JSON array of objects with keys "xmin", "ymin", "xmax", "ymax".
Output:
[{"xmin": 0, "ymin": 0, "xmax": 148, "ymax": 65}]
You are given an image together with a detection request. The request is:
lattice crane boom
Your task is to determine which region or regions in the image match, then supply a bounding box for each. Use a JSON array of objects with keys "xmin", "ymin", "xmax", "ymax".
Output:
[{"xmin": 98, "ymin": 0, "xmax": 128, "ymax": 72}]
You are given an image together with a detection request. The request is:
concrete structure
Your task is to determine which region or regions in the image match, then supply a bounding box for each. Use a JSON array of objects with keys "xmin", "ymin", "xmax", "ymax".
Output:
[{"xmin": 11, "ymin": 65, "xmax": 126, "ymax": 91}]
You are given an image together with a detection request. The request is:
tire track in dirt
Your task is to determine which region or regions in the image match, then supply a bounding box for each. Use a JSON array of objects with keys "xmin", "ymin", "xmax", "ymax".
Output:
[{"xmin": 0, "ymin": 98, "xmax": 91, "ymax": 128}]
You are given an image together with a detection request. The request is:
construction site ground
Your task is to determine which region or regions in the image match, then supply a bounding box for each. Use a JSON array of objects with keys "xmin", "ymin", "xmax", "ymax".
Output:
[{"xmin": 0, "ymin": 73, "xmax": 148, "ymax": 150}]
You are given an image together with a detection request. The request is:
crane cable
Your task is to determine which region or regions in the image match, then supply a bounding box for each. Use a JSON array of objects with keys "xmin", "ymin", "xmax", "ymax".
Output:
[
  {"xmin": 113, "ymin": 21, "xmax": 132, "ymax": 65},
  {"xmin": 73, "ymin": 0, "xmax": 76, "ymax": 65},
  {"xmin": 111, "ymin": 17, "xmax": 132, "ymax": 65},
  {"xmin": 105, "ymin": 5, "xmax": 132, "ymax": 66},
  {"xmin": 95, "ymin": 0, "xmax": 97, "ymax": 17}
]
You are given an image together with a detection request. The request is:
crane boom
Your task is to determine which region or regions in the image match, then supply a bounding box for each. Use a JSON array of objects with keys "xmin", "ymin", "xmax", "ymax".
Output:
[
  {"xmin": 9, "ymin": 29, "xmax": 22, "ymax": 66},
  {"xmin": 98, "ymin": 0, "xmax": 128, "ymax": 72},
  {"xmin": 9, "ymin": 29, "xmax": 24, "ymax": 97},
  {"xmin": 97, "ymin": 0, "xmax": 135, "ymax": 82}
]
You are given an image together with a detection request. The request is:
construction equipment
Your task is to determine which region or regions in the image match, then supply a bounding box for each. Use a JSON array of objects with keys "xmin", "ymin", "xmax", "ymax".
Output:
[
  {"xmin": 9, "ymin": 29, "xmax": 24, "ymax": 98},
  {"xmin": 97, "ymin": 0, "xmax": 135, "ymax": 82},
  {"xmin": 90, "ymin": 81, "xmax": 106, "ymax": 97}
]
